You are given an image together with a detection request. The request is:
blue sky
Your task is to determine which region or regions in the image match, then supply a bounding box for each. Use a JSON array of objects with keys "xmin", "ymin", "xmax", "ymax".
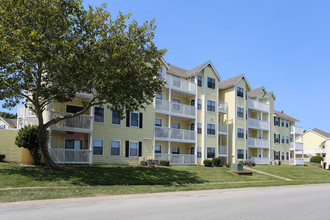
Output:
[{"xmin": 1, "ymin": 0, "xmax": 329, "ymax": 131}]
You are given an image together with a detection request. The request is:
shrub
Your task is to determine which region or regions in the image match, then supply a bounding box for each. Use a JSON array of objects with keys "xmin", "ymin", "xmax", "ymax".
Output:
[
  {"xmin": 203, "ymin": 159, "xmax": 213, "ymax": 167},
  {"xmin": 225, "ymin": 162, "xmax": 231, "ymax": 168},
  {"xmin": 212, "ymin": 157, "xmax": 222, "ymax": 167},
  {"xmin": 159, "ymin": 160, "xmax": 170, "ymax": 166},
  {"xmin": 15, "ymin": 125, "xmax": 48, "ymax": 165},
  {"xmin": 0, "ymin": 155, "xmax": 5, "ymax": 162},
  {"xmin": 140, "ymin": 161, "xmax": 147, "ymax": 166},
  {"xmin": 244, "ymin": 161, "xmax": 256, "ymax": 167},
  {"xmin": 310, "ymin": 156, "xmax": 324, "ymax": 163}
]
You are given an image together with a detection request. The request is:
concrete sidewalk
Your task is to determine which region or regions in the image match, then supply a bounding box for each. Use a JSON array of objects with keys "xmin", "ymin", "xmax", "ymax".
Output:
[{"xmin": 244, "ymin": 166, "xmax": 292, "ymax": 181}]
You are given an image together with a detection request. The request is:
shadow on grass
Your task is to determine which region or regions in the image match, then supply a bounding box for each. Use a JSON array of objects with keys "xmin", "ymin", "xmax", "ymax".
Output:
[{"xmin": 0, "ymin": 165, "xmax": 206, "ymax": 186}]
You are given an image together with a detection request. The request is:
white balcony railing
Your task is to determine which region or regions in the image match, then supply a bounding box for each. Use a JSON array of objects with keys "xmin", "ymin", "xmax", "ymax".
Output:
[
  {"xmin": 248, "ymin": 138, "xmax": 270, "ymax": 148},
  {"xmin": 250, "ymin": 157, "xmax": 270, "ymax": 165},
  {"xmin": 154, "ymin": 153, "xmax": 196, "ymax": 165},
  {"xmin": 248, "ymin": 99, "xmax": 269, "ymax": 112},
  {"xmin": 290, "ymin": 158, "xmax": 304, "ymax": 166},
  {"xmin": 155, "ymin": 99, "xmax": 196, "ymax": 118},
  {"xmin": 218, "ymin": 101, "xmax": 228, "ymax": 112},
  {"xmin": 304, "ymin": 149, "xmax": 327, "ymax": 154},
  {"xmin": 218, "ymin": 123, "xmax": 228, "ymax": 133},
  {"xmin": 219, "ymin": 145, "xmax": 227, "ymax": 155},
  {"xmin": 49, "ymin": 148, "xmax": 92, "ymax": 164},
  {"xmin": 155, "ymin": 127, "xmax": 196, "ymax": 142},
  {"xmin": 165, "ymin": 75, "xmax": 196, "ymax": 94},
  {"xmin": 248, "ymin": 118, "xmax": 270, "ymax": 130},
  {"xmin": 50, "ymin": 111, "xmax": 93, "ymax": 131},
  {"xmin": 290, "ymin": 142, "xmax": 304, "ymax": 151},
  {"xmin": 290, "ymin": 126, "xmax": 304, "ymax": 135}
]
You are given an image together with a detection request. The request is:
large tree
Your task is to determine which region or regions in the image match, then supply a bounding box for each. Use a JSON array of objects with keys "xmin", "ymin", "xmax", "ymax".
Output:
[{"xmin": 0, "ymin": 0, "xmax": 165, "ymax": 170}]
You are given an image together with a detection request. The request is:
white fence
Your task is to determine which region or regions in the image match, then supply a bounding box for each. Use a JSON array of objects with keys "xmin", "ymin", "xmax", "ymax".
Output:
[
  {"xmin": 218, "ymin": 101, "xmax": 228, "ymax": 112},
  {"xmin": 248, "ymin": 118, "xmax": 270, "ymax": 130},
  {"xmin": 251, "ymin": 157, "xmax": 270, "ymax": 165},
  {"xmin": 155, "ymin": 99, "xmax": 196, "ymax": 118},
  {"xmin": 218, "ymin": 123, "xmax": 228, "ymax": 133},
  {"xmin": 248, "ymin": 99, "xmax": 269, "ymax": 112},
  {"xmin": 50, "ymin": 111, "xmax": 93, "ymax": 131},
  {"xmin": 290, "ymin": 126, "xmax": 304, "ymax": 135},
  {"xmin": 290, "ymin": 158, "xmax": 304, "ymax": 166},
  {"xmin": 290, "ymin": 142, "xmax": 304, "ymax": 151},
  {"xmin": 219, "ymin": 145, "xmax": 227, "ymax": 155},
  {"xmin": 49, "ymin": 148, "xmax": 92, "ymax": 164},
  {"xmin": 165, "ymin": 75, "xmax": 196, "ymax": 94},
  {"xmin": 155, "ymin": 127, "xmax": 196, "ymax": 142},
  {"xmin": 154, "ymin": 153, "xmax": 196, "ymax": 165},
  {"xmin": 248, "ymin": 138, "xmax": 270, "ymax": 148}
]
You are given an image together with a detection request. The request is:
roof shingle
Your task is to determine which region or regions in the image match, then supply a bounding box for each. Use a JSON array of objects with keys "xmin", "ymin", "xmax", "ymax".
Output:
[
  {"xmin": 312, "ymin": 128, "xmax": 330, "ymax": 138},
  {"xmin": 219, "ymin": 74, "xmax": 244, "ymax": 89},
  {"xmin": 274, "ymin": 111, "xmax": 300, "ymax": 122}
]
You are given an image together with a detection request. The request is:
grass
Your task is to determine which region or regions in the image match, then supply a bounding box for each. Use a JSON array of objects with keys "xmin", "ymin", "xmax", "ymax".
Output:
[{"xmin": 0, "ymin": 162, "xmax": 330, "ymax": 203}]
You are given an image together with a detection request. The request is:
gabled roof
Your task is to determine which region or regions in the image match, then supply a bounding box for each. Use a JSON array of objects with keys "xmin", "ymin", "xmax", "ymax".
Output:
[
  {"xmin": 263, "ymin": 91, "xmax": 276, "ymax": 100},
  {"xmin": 312, "ymin": 128, "xmax": 330, "ymax": 139},
  {"xmin": 0, "ymin": 117, "xmax": 17, "ymax": 128},
  {"xmin": 274, "ymin": 111, "xmax": 300, "ymax": 122},
  {"xmin": 218, "ymin": 74, "xmax": 252, "ymax": 91},
  {"xmin": 248, "ymin": 87, "xmax": 265, "ymax": 98},
  {"xmin": 167, "ymin": 60, "xmax": 221, "ymax": 80},
  {"xmin": 160, "ymin": 57, "xmax": 170, "ymax": 70}
]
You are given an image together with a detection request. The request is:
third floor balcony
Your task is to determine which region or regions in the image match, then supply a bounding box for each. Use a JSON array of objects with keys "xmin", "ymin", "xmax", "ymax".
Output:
[
  {"xmin": 163, "ymin": 74, "xmax": 197, "ymax": 94},
  {"xmin": 248, "ymin": 99, "xmax": 269, "ymax": 113},
  {"xmin": 155, "ymin": 99, "xmax": 196, "ymax": 119},
  {"xmin": 248, "ymin": 118, "xmax": 270, "ymax": 130},
  {"xmin": 290, "ymin": 126, "xmax": 304, "ymax": 135},
  {"xmin": 50, "ymin": 111, "xmax": 93, "ymax": 133}
]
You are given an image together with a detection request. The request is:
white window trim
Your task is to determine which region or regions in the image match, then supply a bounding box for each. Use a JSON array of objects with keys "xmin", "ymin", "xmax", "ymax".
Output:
[
  {"xmin": 155, "ymin": 144, "xmax": 162, "ymax": 154},
  {"xmin": 171, "ymin": 146, "xmax": 180, "ymax": 154},
  {"xmin": 94, "ymin": 106, "xmax": 105, "ymax": 124},
  {"xmin": 237, "ymin": 128, "xmax": 244, "ymax": 139},
  {"xmin": 110, "ymin": 140, "xmax": 121, "ymax": 157},
  {"xmin": 155, "ymin": 118, "xmax": 162, "ymax": 127},
  {"xmin": 130, "ymin": 112, "xmax": 140, "ymax": 128},
  {"xmin": 111, "ymin": 110, "xmax": 122, "ymax": 126},
  {"xmin": 206, "ymin": 146, "xmax": 216, "ymax": 159},
  {"xmin": 129, "ymin": 141, "xmax": 139, "ymax": 157},
  {"xmin": 237, "ymin": 107, "xmax": 244, "ymax": 118},
  {"xmin": 207, "ymin": 77, "xmax": 216, "ymax": 90},
  {"xmin": 207, "ymin": 100, "xmax": 216, "ymax": 112},
  {"xmin": 197, "ymin": 98, "xmax": 202, "ymax": 110},
  {"xmin": 93, "ymin": 139, "xmax": 104, "ymax": 156},
  {"xmin": 65, "ymin": 139, "xmax": 83, "ymax": 149},
  {"xmin": 197, "ymin": 75, "xmax": 202, "ymax": 87},
  {"xmin": 237, "ymin": 87, "xmax": 244, "ymax": 98},
  {"xmin": 172, "ymin": 122, "xmax": 181, "ymax": 129},
  {"xmin": 207, "ymin": 123, "xmax": 216, "ymax": 136}
]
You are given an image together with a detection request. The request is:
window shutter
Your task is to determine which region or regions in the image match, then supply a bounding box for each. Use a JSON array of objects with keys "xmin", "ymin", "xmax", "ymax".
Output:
[
  {"xmin": 274, "ymin": 134, "xmax": 276, "ymax": 143},
  {"xmin": 125, "ymin": 141, "xmax": 129, "ymax": 157},
  {"xmin": 139, "ymin": 113, "xmax": 143, "ymax": 128},
  {"xmin": 126, "ymin": 112, "xmax": 130, "ymax": 127},
  {"xmin": 139, "ymin": 142, "xmax": 142, "ymax": 157}
]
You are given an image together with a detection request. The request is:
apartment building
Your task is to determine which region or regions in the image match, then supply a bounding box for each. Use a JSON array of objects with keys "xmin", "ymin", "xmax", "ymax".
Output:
[
  {"xmin": 0, "ymin": 117, "xmax": 17, "ymax": 129},
  {"xmin": 16, "ymin": 58, "xmax": 303, "ymax": 166}
]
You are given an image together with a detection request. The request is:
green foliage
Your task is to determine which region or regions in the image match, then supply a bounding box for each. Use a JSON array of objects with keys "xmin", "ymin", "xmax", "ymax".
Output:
[
  {"xmin": 212, "ymin": 157, "xmax": 222, "ymax": 167},
  {"xmin": 15, "ymin": 125, "xmax": 48, "ymax": 165},
  {"xmin": 0, "ymin": 155, "xmax": 5, "ymax": 162},
  {"xmin": 310, "ymin": 156, "xmax": 324, "ymax": 163},
  {"xmin": 0, "ymin": 111, "xmax": 17, "ymax": 119},
  {"xmin": 244, "ymin": 161, "xmax": 256, "ymax": 167},
  {"xmin": 140, "ymin": 161, "xmax": 147, "ymax": 166},
  {"xmin": 159, "ymin": 160, "xmax": 170, "ymax": 166},
  {"xmin": 203, "ymin": 159, "xmax": 213, "ymax": 167},
  {"xmin": 224, "ymin": 162, "xmax": 231, "ymax": 168}
]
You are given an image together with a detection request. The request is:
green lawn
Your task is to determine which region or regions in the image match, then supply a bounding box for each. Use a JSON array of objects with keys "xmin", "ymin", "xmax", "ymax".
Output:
[{"xmin": 0, "ymin": 162, "xmax": 330, "ymax": 203}]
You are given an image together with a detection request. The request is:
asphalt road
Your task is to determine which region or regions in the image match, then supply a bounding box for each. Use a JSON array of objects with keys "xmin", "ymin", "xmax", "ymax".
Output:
[{"xmin": 1, "ymin": 184, "xmax": 330, "ymax": 220}]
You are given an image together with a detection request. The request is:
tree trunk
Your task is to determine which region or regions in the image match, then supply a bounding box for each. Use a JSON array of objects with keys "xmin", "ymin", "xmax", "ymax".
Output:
[{"xmin": 38, "ymin": 125, "xmax": 62, "ymax": 170}]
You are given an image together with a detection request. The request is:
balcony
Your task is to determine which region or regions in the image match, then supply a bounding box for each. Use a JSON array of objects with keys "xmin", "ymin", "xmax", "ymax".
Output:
[
  {"xmin": 250, "ymin": 157, "xmax": 270, "ymax": 165},
  {"xmin": 218, "ymin": 101, "xmax": 228, "ymax": 113},
  {"xmin": 49, "ymin": 148, "xmax": 92, "ymax": 164},
  {"xmin": 154, "ymin": 127, "xmax": 196, "ymax": 143},
  {"xmin": 218, "ymin": 123, "xmax": 228, "ymax": 134},
  {"xmin": 290, "ymin": 142, "xmax": 304, "ymax": 151},
  {"xmin": 290, "ymin": 126, "xmax": 304, "ymax": 135},
  {"xmin": 290, "ymin": 158, "xmax": 304, "ymax": 166},
  {"xmin": 154, "ymin": 153, "xmax": 196, "ymax": 165},
  {"xmin": 218, "ymin": 145, "xmax": 227, "ymax": 156},
  {"xmin": 248, "ymin": 138, "xmax": 270, "ymax": 148},
  {"xmin": 155, "ymin": 99, "xmax": 196, "ymax": 119},
  {"xmin": 164, "ymin": 75, "xmax": 196, "ymax": 94},
  {"xmin": 248, "ymin": 118, "xmax": 270, "ymax": 130},
  {"xmin": 248, "ymin": 99, "xmax": 269, "ymax": 112},
  {"xmin": 50, "ymin": 111, "xmax": 93, "ymax": 132}
]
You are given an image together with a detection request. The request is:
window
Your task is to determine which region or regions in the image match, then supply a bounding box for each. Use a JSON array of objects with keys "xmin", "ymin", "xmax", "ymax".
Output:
[
  {"xmin": 286, "ymin": 152, "xmax": 289, "ymax": 160},
  {"xmin": 237, "ymin": 128, "xmax": 244, "ymax": 138},
  {"xmin": 237, "ymin": 149, "xmax": 244, "ymax": 159},
  {"xmin": 155, "ymin": 144, "xmax": 161, "ymax": 154},
  {"xmin": 286, "ymin": 136, "xmax": 289, "ymax": 144},
  {"xmin": 197, "ymin": 99, "xmax": 202, "ymax": 110},
  {"xmin": 197, "ymin": 123, "xmax": 202, "ymax": 134},
  {"xmin": 190, "ymin": 99, "xmax": 195, "ymax": 107},
  {"xmin": 246, "ymin": 129, "xmax": 248, "ymax": 139},
  {"xmin": 245, "ymin": 90, "xmax": 248, "ymax": 100},
  {"xmin": 130, "ymin": 112, "xmax": 139, "ymax": 127},
  {"xmin": 281, "ymin": 135, "xmax": 284, "ymax": 144},
  {"xmin": 207, "ymin": 100, "xmax": 215, "ymax": 112},
  {"xmin": 281, "ymin": 152, "xmax": 285, "ymax": 160},
  {"xmin": 197, "ymin": 75, "xmax": 202, "ymax": 87},
  {"xmin": 237, "ymin": 87, "xmax": 244, "ymax": 97},
  {"xmin": 172, "ymin": 122, "xmax": 180, "ymax": 129},
  {"xmin": 190, "ymin": 123, "xmax": 195, "ymax": 131},
  {"xmin": 274, "ymin": 117, "xmax": 280, "ymax": 126},
  {"xmin": 286, "ymin": 120, "xmax": 289, "ymax": 128},
  {"xmin": 237, "ymin": 107, "xmax": 244, "ymax": 118},
  {"xmin": 246, "ymin": 110, "xmax": 248, "ymax": 120},
  {"xmin": 281, "ymin": 120, "xmax": 284, "ymax": 127},
  {"xmin": 155, "ymin": 92, "xmax": 162, "ymax": 100},
  {"xmin": 66, "ymin": 105, "xmax": 83, "ymax": 113},
  {"xmin": 274, "ymin": 151, "xmax": 280, "ymax": 160},
  {"xmin": 207, "ymin": 123, "xmax": 216, "ymax": 135},
  {"xmin": 155, "ymin": 118, "xmax": 162, "ymax": 127},
  {"xmin": 207, "ymin": 147, "xmax": 216, "ymax": 158},
  {"xmin": 197, "ymin": 147, "xmax": 202, "ymax": 158},
  {"xmin": 274, "ymin": 134, "xmax": 280, "ymax": 143},
  {"xmin": 129, "ymin": 142, "xmax": 139, "ymax": 157},
  {"xmin": 110, "ymin": 140, "xmax": 120, "ymax": 156},
  {"xmin": 172, "ymin": 147, "xmax": 180, "ymax": 154},
  {"xmin": 0, "ymin": 125, "xmax": 4, "ymax": 129},
  {"xmin": 94, "ymin": 107, "xmax": 104, "ymax": 123},
  {"xmin": 158, "ymin": 67, "xmax": 163, "ymax": 74},
  {"xmin": 190, "ymin": 147, "xmax": 195, "ymax": 155},
  {"xmin": 112, "ymin": 111, "xmax": 121, "ymax": 125},
  {"xmin": 207, "ymin": 77, "xmax": 216, "ymax": 89},
  {"xmin": 93, "ymin": 139, "xmax": 103, "ymax": 156},
  {"xmin": 172, "ymin": 99, "xmax": 181, "ymax": 111},
  {"xmin": 190, "ymin": 76, "xmax": 195, "ymax": 82},
  {"xmin": 290, "ymin": 137, "xmax": 292, "ymax": 142}
]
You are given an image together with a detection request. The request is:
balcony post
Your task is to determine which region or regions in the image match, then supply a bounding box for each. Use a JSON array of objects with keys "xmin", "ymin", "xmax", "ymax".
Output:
[{"xmin": 89, "ymin": 133, "xmax": 93, "ymax": 165}]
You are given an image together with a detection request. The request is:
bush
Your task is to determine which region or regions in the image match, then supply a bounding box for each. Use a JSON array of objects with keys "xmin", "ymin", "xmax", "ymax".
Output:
[
  {"xmin": 212, "ymin": 157, "xmax": 222, "ymax": 167},
  {"xmin": 203, "ymin": 159, "xmax": 213, "ymax": 167},
  {"xmin": 310, "ymin": 156, "xmax": 324, "ymax": 163},
  {"xmin": 159, "ymin": 160, "xmax": 170, "ymax": 166},
  {"xmin": 140, "ymin": 161, "xmax": 147, "ymax": 166},
  {"xmin": 244, "ymin": 161, "xmax": 256, "ymax": 167},
  {"xmin": 224, "ymin": 162, "xmax": 231, "ymax": 168},
  {"xmin": 0, "ymin": 155, "xmax": 5, "ymax": 162},
  {"xmin": 15, "ymin": 125, "xmax": 48, "ymax": 165}
]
